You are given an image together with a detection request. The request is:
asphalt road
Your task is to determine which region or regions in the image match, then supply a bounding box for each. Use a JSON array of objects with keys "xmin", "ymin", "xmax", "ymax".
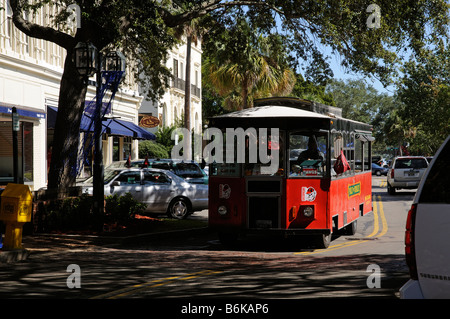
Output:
[{"xmin": 0, "ymin": 176, "xmax": 413, "ymax": 307}]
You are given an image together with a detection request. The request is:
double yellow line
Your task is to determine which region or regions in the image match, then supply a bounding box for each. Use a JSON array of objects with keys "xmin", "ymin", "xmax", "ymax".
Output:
[
  {"xmin": 91, "ymin": 269, "xmax": 222, "ymax": 299},
  {"xmin": 367, "ymin": 195, "xmax": 388, "ymax": 238},
  {"xmin": 295, "ymin": 195, "xmax": 388, "ymax": 255}
]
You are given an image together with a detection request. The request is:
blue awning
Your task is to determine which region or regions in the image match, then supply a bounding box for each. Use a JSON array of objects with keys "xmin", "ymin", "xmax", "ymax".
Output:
[
  {"xmin": 110, "ymin": 118, "xmax": 156, "ymax": 140},
  {"xmin": 0, "ymin": 103, "xmax": 46, "ymax": 119},
  {"xmin": 47, "ymin": 106, "xmax": 155, "ymax": 140}
]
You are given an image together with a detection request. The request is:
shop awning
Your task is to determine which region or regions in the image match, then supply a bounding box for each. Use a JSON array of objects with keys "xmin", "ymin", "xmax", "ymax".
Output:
[
  {"xmin": 0, "ymin": 103, "xmax": 46, "ymax": 119},
  {"xmin": 47, "ymin": 106, "xmax": 155, "ymax": 140}
]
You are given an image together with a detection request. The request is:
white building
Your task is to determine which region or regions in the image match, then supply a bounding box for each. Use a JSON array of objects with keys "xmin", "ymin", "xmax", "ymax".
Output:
[
  {"xmin": 0, "ymin": 1, "xmax": 155, "ymax": 190},
  {"xmin": 139, "ymin": 35, "xmax": 202, "ymax": 136}
]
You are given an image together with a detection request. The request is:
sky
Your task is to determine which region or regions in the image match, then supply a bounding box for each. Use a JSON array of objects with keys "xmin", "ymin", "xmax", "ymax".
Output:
[{"xmin": 325, "ymin": 48, "xmax": 397, "ymax": 96}]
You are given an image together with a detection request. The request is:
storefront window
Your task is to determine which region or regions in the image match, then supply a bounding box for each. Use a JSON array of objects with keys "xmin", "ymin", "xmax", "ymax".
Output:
[
  {"xmin": 23, "ymin": 122, "xmax": 33, "ymax": 182},
  {"xmin": 123, "ymin": 137, "xmax": 132, "ymax": 159},
  {"xmin": 0, "ymin": 120, "xmax": 34, "ymax": 184},
  {"xmin": 113, "ymin": 136, "xmax": 120, "ymax": 162}
]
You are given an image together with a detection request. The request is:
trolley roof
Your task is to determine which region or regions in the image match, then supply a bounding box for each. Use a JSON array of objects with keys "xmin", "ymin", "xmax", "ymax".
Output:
[
  {"xmin": 208, "ymin": 97, "xmax": 372, "ymax": 133},
  {"xmin": 212, "ymin": 105, "xmax": 330, "ymax": 120}
]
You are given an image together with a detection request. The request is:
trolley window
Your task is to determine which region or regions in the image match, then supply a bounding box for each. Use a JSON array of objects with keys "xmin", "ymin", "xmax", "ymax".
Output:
[{"xmin": 288, "ymin": 132, "xmax": 328, "ymax": 178}]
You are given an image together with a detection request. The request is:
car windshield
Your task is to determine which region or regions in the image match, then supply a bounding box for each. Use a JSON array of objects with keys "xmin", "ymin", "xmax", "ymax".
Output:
[
  {"xmin": 172, "ymin": 163, "xmax": 205, "ymax": 178},
  {"xmin": 82, "ymin": 168, "xmax": 121, "ymax": 184},
  {"xmin": 395, "ymin": 158, "xmax": 428, "ymax": 169},
  {"xmin": 104, "ymin": 169, "xmax": 122, "ymax": 184}
]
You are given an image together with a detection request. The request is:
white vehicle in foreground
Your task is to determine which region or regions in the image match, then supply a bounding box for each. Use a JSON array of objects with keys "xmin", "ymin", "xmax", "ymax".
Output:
[{"xmin": 400, "ymin": 136, "xmax": 450, "ymax": 299}]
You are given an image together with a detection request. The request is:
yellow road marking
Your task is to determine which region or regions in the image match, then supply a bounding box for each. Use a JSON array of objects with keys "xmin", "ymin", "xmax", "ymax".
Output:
[
  {"xmin": 294, "ymin": 195, "xmax": 388, "ymax": 255},
  {"xmin": 366, "ymin": 197, "xmax": 379, "ymax": 238},
  {"xmin": 376, "ymin": 195, "xmax": 388, "ymax": 237},
  {"xmin": 295, "ymin": 239, "xmax": 368, "ymax": 255},
  {"xmin": 91, "ymin": 270, "xmax": 221, "ymax": 299}
]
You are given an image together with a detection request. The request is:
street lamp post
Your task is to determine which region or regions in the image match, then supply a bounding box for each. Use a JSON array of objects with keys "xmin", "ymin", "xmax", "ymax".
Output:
[
  {"xmin": 93, "ymin": 51, "xmax": 104, "ymax": 218},
  {"xmin": 73, "ymin": 42, "xmax": 126, "ymax": 219}
]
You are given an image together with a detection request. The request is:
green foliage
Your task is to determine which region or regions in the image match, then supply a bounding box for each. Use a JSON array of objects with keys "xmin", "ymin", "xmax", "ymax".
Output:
[
  {"xmin": 202, "ymin": 17, "xmax": 296, "ymax": 110},
  {"xmin": 105, "ymin": 193, "xmax": 147, "ymax": 223},
  {"xmin": 396, "ymin": 46, "xmax": 450, "ymax": 155},
  {"xmin": 326, "ymin": 78, "xmax": 398, "ymax": 154},
  {"xmin": 11, "ymin": 0, "xmax": 450, "ymax": 190},
  {"xmin": 37, "ymin": 193, "xmax": 98, "ymax": 232},
  {"xmin": 34, "ymin": 193, "xmax": 146, "ymax": 232},
  {"xmin": 154, "ymin": 125, "xmax": 179, "ymax": 154},
  {"xmin": 138, "ymin": 141, "xmax": 169, "ymax": 159},
  {"xmin": 290, "ymin": 73, "xmax": 336, "ymax": 106}
]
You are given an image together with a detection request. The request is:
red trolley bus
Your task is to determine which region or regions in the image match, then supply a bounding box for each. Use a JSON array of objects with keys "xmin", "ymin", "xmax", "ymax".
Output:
[{"xmin": 207, "ymin": 97, "xmax": 374, "ymax": 248}]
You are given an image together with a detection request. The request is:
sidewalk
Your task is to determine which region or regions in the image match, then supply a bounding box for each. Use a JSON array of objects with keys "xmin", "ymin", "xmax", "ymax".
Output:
[{"xmin": 0, "ymin": 222, "xmax": 211, "ymax": 263}]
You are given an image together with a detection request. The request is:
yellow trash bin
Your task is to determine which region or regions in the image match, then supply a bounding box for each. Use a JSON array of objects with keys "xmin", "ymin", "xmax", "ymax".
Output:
[{"xmin": 0, "ymin": 183, "xmax": 32, "ymax": 250}]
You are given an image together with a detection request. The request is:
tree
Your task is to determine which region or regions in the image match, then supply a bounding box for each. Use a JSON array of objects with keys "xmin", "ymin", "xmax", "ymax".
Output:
[
  {"xmin": 396, "ymin": 45, "xmax": 450, "ymax": 154},
  {"xmin": 326, "ymin": 78, "xmax": 398, "ymax": 153},
  {"xmin": 203, "ymin": 18, "xmax": 296, "ymax": 110},
  {"xmin": 9, "ymin": 0, "xmax": 449, "ymax": 193},
  {"xmin": 290, "ymin": 73, "xmax": 335, "ymax": 106},
  {"xmin": 9, "ymin": 0, "xmax": 178, "ymax": 195},
  {"xmin": 173, "ymin": 16, "xmax": 206, "ymax": 160}
]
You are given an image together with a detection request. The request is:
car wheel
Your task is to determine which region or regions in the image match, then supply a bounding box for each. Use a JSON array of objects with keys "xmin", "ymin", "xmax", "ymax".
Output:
[
  {"xmin": 376, "ymin": 170, "xmax": 381, "ymax": 176},
  {"xmin": 168, "ymin": 197, "xmax": 190, "ymax": 219},
  {"xmin": 387, "ymin": 183, "xmax": 396, "ymax": 195}
]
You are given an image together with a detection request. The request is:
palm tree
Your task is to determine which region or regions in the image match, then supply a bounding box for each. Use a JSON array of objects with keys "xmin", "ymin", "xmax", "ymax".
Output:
[
  {"xmin": 203, "ymin": 28, "xmax": 296, "ymax": 110},
  {"xmin": 174, "ymin": 18, "xmax": 204, "ymax": 160}
]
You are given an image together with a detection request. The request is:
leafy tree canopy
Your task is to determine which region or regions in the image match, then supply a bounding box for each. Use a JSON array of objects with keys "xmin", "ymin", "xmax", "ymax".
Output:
[
  {"xmin": 396, "ymin": 44, "xmax": 450, "ymax": 154},
  {"xmin": 7, "ymin": 0, "xmax": 449, "ymax": 191},
  {"xmin": 326, "ymin": 78, "xmax": 398, "ymax": 154}
]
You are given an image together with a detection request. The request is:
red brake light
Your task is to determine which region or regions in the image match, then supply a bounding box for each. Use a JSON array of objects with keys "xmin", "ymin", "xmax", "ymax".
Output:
[
  {"xmin": 405, "ymin": 204, "xmax": 418, "ymax": 280},
  {"xmin": 390, "ymin": 169, "xmax": 394, "ymax": 178}
]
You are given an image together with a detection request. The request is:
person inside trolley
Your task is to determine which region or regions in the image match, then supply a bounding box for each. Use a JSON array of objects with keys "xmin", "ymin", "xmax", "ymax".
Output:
[{"xmin": 297, "ymin": 135, "xmax": 324, "ymax": 163}]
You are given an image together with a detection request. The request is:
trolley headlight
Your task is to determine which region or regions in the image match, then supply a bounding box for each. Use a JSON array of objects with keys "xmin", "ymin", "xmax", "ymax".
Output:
[
  {"xmin": 303, "ymin": 206, "xmax": 314, "ymax": 218},
  {"xmin": 218, "ymin": 205, "xmax": 228, "ymax": 216}
]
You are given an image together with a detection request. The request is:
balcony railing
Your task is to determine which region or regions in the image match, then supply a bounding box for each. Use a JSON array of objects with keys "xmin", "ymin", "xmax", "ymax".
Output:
[{"xmin": 171, "ymin": 77, "xmax": 201, "ymax": 98}]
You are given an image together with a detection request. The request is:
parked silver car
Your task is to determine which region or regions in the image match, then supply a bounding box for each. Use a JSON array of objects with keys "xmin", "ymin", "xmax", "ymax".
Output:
[
  {"xmin": 107, "ymin": 159, "xmax": 208, "ymax": 185},
  {"xmin": 387, "ymin": 156, "xmax": 428, "ymax": 195},
  {"xmin": 81, "ymin": 168, "xmax": 208, "ymax": 219}
]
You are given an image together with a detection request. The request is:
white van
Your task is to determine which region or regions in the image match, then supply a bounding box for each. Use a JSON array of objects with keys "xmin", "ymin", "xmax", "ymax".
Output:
[{"xmin": 400, "ymin": 136, "xmax": 450, "ymax": 298}]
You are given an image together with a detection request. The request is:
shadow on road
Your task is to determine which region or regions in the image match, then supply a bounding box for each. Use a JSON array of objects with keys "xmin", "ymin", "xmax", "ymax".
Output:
[{"xmin": 0, "ymin": 244, "xmax": 408, "ymax": 299}]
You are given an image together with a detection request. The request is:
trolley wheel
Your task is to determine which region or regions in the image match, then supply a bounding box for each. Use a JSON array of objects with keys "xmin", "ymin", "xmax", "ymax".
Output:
[
  {"xmin": 314, "ymin": 233, "xmax": 331, "ymax": 249},
  {"xmin": 167, "ymin": 197, "xmax": 190, "ymax": 219},
  {"xmin": 342, "ymin": 220, "xmax": 357, "ymax": 236}
]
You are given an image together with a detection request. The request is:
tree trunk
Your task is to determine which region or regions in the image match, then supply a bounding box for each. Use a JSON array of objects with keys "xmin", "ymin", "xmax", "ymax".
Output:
[
  {"xmin": 242, "ymin": 81, "xmax": 249, "ymax": 109},
  {"xmin": 47, "ymin": 54, "xmax": 87, "ymax": 197},
  {"xmin": 184, "ymin": 35, "xmax": 192, "ymax": 160}
]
